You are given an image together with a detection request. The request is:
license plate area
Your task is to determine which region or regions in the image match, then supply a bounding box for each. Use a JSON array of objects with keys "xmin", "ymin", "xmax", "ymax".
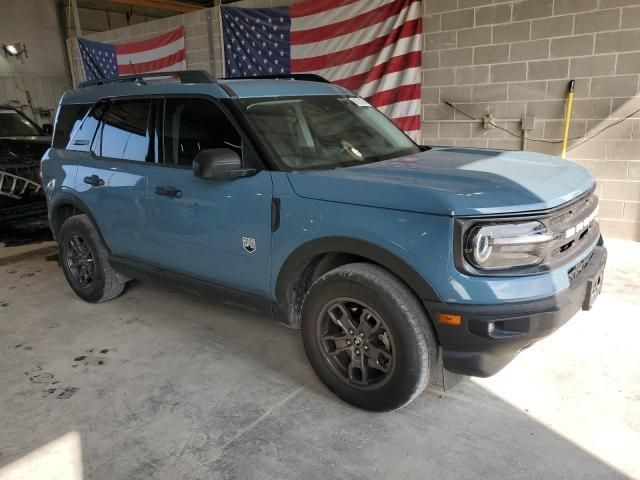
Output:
[{"xmin": 582, "ymin": 264, "xmax": 605, "ymax": 311}]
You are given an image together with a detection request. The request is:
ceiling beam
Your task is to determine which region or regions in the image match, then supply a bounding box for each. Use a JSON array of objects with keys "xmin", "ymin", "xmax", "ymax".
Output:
[{"xmin": 108, "ymin": 0, "xmax": 202, "ymax": 13}]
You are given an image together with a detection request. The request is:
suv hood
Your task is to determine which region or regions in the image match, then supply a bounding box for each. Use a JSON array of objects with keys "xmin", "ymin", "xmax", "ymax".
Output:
[
  {"xmin": 0, "ymin": 136, "xmax": 51, "ymax": 164},
  {"xmin": 286, "ymin": 147, "xmax": 595, "ymax": 216}
]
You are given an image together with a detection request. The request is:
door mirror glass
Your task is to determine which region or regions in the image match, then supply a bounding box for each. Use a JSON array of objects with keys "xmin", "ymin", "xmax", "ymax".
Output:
[{"xmin": 194, "ymin": 148, "xmax": 254, "ymax": 180}]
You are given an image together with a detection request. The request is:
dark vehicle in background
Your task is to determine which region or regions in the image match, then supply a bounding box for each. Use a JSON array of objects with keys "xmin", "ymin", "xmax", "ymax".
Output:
[{"xmin": 0, "ymin": 105, "xmax": 51, "ymax": 233}]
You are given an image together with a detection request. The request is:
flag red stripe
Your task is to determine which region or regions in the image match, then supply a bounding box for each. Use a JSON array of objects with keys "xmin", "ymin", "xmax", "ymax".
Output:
[
  {"xmin": 115, "ymin": 27, "xmax": 183, "ymax": 55},
  {"xmin": 332, "ymin": 51, "xmax": 421, "ymax": 90},
  {"xmin": 291, "ymin": 18, "xmax": 421, "ymax": 71},
  {"xmin": 291, "ymin": 0, "xmax": 419, "ymax": 45},
  {"xmin": 290, "ymin": 0, "xmax": 360, "ymax": 18},
  {"xmin": 367, "ymin": 84, "xmax": 421, "ymax": 108},
  {"xmin": 391, "ymin": 115, "xmax": 421, "ymax": 132},
  {"xmin": 117, "ymin": 49, "xmax": 185, "ymax": 75}
]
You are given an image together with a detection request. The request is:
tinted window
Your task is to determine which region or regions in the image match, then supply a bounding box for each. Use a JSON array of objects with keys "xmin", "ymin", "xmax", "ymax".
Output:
[
  {"xmin": 53, "ymin": 104, "xmax": 91, "ymax": 148},
  {"xmin": 68, "ymin": 103, "xmax": 106, "ymax": 151},
  {"xmin": 97, "ymin": 100, "xmax": 152, "ymax": 161},
  {"xmin": 162, "ymin": 98, "xmax": 241, "ymax": 166}
]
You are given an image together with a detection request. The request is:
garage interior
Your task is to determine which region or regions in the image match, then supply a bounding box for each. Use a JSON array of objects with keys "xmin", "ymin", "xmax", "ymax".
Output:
[{"xmin": 1, "ymin": 0, "xmax": 639, "ymax": 479}]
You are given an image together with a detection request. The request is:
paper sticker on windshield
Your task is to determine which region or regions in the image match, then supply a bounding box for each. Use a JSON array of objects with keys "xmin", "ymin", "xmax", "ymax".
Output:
[{"xmin": 348, "ymin": 97, "xmax": 372, "ymax": 108}]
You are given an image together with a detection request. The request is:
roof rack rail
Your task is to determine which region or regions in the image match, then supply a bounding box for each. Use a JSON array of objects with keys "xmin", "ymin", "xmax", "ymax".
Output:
[
  {"xmin": 78, "ymin": 70, "xmax": 216, "ymax": 88},
  {"xmin": 221, "ymin": 74, "xmax": 332, "ymax": 84}
]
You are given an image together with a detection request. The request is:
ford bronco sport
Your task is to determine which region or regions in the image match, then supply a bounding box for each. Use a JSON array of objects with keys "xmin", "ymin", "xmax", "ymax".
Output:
[{"xmin": 41, "ymin": 71, "xmax": 606, "ymax": 411}]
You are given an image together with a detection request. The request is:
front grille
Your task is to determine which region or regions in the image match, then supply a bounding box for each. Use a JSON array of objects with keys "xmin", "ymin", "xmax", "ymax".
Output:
[{"xmin": 544, "ymin": 193, "xmax": 599, "ymax": 261}]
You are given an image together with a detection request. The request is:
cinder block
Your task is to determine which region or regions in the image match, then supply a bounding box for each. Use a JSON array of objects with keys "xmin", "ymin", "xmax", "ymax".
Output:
[
  {"xmin": 442, "ymin": 9, "xmax": 475, "ymax": 30},
  {"xmin": 475, "ymin": 4, "xmax": 512, "ymax": 26},
  {"xmin": 423, "ymin": 51, "xmax": 440, "ymax": 69},
  {"xmin": 575, "ymin": 9, "xmax": 621, "ymax": 34},
  {"xmin": 621, "ymin": 6, "xmax": 640, "ymax": 28},
  {"xmin": 454, "ymin": 138, "xmax": 490, "ymax": 148},
  {"xmin": 622, "ymin": 202, "xmax": 640, "ymax": 221},
  {"xmin": 425, "ymin": 31, "xmax": 457, "ymax": 51},
  {"xmin": 570, "ymin": 55, "xmax": 617, "ymax": 78},
  {"xmin": 550, "ymin": 35, "xmax": 595, "ymax": 58},
  {"xmin": 493, "ymin": 21, "xmax": 531, "ymax": 44},
  {"xmin": 612, "ymin": 97, "xmax": 640, "ymax": 118},
  {"xmin": 528, "ymin": 59, "xmax": 569, "ymax": 80},
  {"xmin": 456, "ymin": 66, "xmax": 491, "ymax": 84},
  {"xmin": 586, "ymin": 119, "xmax": 633, "ymax": 139},
  {"xmin": 510, "ymin": 39, "xmax": 550, "ymax": 61},
  {"xmin": 572, "ymin": 98, "xmax": 612, "ymax": 119},
  {"xmin": 423, "ymin": 104, "xmax": 455, "ymax": 120},
  {"xmin": 595, "ymin": 30, "xmax": 640, "ymax": 54},
  {"xmin": 566, "ymin": 139, "xmax": 607, "ymax": 158},
  {"xmin": 617, "ymin": 53, "xmax": 640, "ymax": 74},
  {"xmin": 441, "ymin": 85, "xmax": 473, "ymax": 103},
  {"xmin": 457, "ymin": 27, "xmax": 492, "ymax": 47},
  {"xmin": 597, "ymin": 199, "xmax": 625, "ymax": 218},
  {"xmin": 602, "ymin": 180, "xmax": 640, "ymax": 201},
  {"xmin": 544, "ymin": 119, "xmax": 588, "ymax": 139},
  {"xmin": 606, "ymin": 140, "xmax": 640, "ymax": 160},
  {"xmin": 422, "ymin": 122, "xmax": 439, "ymax": 139},
  {"xmin": 424, "ymin": 14, "xmax": 442, "ymax": 33},
  {"xmin": 440, "ymin": 48, "xmax": 474, "ymax": 67},
  {"xmin": 422, "ymin": 87, "xmax": 440, "ymax": 104},
  {"xmin": 599, "ymin": 219, "xmax": 640, "ymax": 241},
  {"xmin": 488, "ymin": 138, "xmax": 523, "ymax": 150},
  {"xmin": 629, "ymin": 162, "xmax": 640, "ymax": 180},
  {"xmin": 547, "ymin": 79, "xmax": 591, "ymax": 99},
  {"xmin": 423, "ymin": 68, "xmax": 455, "ymax": 87},
  {"xmin": 472, "ymin": 84, "xmax": 508, "ymax": 102},
  {"xmin": 508, "ymin": 81, "xmax": 547, "ymax": 101},
  {"xmin": 531, "ymin": 15, "xmax": 574, "ymax": 39},
  {"xmin": 491, "ymin": 62, "xmax": 528, "ymax": 82},
  {"xmin": 554, "ymin": 0, "xmax": 597, "ymax": 15},
  {"xmin": 526, "ymin": 100, "xmax": 566, "ymax": 120},
  {"xmin": 601, "ymin": 0, "xmax": 640, "ymax": 8},
  {"xmin": 591, "ymin": 75, "xmax": 639, "ymax": 98},
  {"xmin": 513, "ymin": 0, "xmax": 553, "ymax": 21},
  {"xmin": 471, "ymin": 121, "xmax": 506, "ymax": 138},
  {"xmin": 474, "ymin": 45, "xmax": 510, "ymax": 64},
  {"xmin": 426, "ymin": 0, "xmax": 459, "ymax": 13},
  {"xmin": 459, "ymin": 0, "xmax": 493, "ymax": 9},
  {"xmin": 440, "ymin": 122, "xmax": 472, "ymax": 138},
  {"xmin": 582, "ymin": 160, "xmax": 630, "ymax": 179}
]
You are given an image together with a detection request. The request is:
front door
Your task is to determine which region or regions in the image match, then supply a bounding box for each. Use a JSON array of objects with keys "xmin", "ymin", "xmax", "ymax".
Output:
[{"xmin": 146, "ymin": 97, "xmax": 273, "ymax": 298}]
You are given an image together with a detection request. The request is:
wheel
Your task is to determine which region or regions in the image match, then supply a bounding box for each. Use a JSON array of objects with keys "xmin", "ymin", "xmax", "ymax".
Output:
[
  {"xmin": 58, "ymin": 214, "xmax": 125, "ymax": 303},
  {"xmin": 301, "ymin": 263, "xmax": 437, "ymax": 411}
]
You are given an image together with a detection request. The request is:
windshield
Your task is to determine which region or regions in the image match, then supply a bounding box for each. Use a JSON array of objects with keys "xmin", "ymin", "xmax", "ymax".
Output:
[
  {"xmin": 0, "ymin": 108, "xmax": 43, "ymax": 137},
  {"xmin": 234, "ymin": 96, "xmax": 420, "ymax": 170}
]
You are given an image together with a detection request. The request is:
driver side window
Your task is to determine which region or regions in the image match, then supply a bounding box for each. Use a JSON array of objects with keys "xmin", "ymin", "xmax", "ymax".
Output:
[{"xmin": 161, "ymin": 98, "xmax": 242, "ymax": 167}]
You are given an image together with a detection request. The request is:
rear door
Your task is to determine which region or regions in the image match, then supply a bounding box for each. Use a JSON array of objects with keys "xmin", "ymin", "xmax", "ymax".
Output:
[
  {"xmin": 74, "ymin": 98, "xmax": 155, "ymax": 262},
  {"xmin": 145, "ymin": 97, "xmax": 273, "ymax": 297}
]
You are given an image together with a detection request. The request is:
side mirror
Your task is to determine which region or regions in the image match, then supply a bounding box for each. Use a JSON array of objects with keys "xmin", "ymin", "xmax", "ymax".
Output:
[
  {"xmin": 42, "ymin": 123, "xmax": 53, "ymax": 135},
  {"xmin": 193, "ymin": 148, "xmax": 256, "ymax": 180}
]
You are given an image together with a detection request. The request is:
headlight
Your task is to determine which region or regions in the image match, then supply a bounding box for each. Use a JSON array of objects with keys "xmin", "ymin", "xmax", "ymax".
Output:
[{"xmin": 464, "ymin": 221, "xmax": 554, "ymax": 271}]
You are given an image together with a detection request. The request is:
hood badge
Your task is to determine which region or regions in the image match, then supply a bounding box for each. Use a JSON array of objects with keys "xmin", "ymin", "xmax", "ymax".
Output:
[{"xmin": 242, "ymin": 237, "xmax": 256, "ymax": 254}]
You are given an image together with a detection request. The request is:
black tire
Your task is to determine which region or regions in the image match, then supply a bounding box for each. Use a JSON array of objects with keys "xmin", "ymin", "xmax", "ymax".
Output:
[
  {"xmin": 301, "ymin": 263, "xmax": 437, "ymax": 411},
  {"xmin": 58, "ymin": 214, "xmax": 125, "ymax": 303}
]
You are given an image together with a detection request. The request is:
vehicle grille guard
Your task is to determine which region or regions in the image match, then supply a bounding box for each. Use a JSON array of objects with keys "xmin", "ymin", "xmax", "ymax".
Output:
[{"xmin": 0, "ymin": 169, "xmax": 42, "ymax": 200}]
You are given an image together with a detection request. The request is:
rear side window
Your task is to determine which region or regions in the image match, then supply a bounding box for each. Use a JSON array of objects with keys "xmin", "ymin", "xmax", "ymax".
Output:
[
  {"xmin": 95, "ymin": 99, "xmax": 152, "ymax": 162},
  {"xmin": 162, "ymin": 98, "xmax": 241, "ymax": 166},
  {"xmin": 53, "ymin": 104, "xmax": 91, "ymax": 148},
  {"xmin": 67, "ymin": 102, "xmax": 106, "ymax": 151}
]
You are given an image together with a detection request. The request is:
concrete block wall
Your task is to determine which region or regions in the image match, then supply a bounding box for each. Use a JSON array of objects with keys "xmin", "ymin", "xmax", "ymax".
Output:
[{"xmin": 423, "ymin": 0, "xmax": 640, "ymax": 240}]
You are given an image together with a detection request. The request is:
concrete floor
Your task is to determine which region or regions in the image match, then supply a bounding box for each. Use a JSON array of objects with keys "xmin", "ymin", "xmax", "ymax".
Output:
[{"xmin": 0, "ymin": 240, "xmax": 638, "ymax": 480}]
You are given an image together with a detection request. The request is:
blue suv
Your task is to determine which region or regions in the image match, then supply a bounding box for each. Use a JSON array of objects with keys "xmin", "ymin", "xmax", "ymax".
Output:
[{"xmin": 41, "ymin": 71, "xmax": 606, "ymax": 411}]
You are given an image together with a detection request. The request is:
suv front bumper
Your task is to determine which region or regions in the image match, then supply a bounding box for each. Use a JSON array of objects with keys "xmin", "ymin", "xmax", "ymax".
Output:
[{"xmin": 424, "ymin": 243, "xmax": 607, "ymax": 377}]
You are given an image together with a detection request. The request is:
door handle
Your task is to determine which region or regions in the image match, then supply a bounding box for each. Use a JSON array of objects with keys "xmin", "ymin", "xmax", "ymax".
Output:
[
  {"xmin": 155, "ymin": 186, "xmax": 183, "ymax": 198},
  {"xmin": 83, "ymin": 175, "xmax": 104, "ymax": 187}
]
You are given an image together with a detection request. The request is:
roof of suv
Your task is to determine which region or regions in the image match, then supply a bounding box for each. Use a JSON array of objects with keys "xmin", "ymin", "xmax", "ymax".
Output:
[{"xmin": 61, "ymin": 72, "xmax": 354, "ymax": 105}]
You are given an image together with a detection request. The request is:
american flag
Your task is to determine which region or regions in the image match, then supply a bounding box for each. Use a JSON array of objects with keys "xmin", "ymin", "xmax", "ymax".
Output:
[
  {"xmin": 221, "ymin": 0, "xmax": 423, "ymax": 140},
  {"xmin": 78, "ymin": 27, "xmax": 187, "ymax": 81}
]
